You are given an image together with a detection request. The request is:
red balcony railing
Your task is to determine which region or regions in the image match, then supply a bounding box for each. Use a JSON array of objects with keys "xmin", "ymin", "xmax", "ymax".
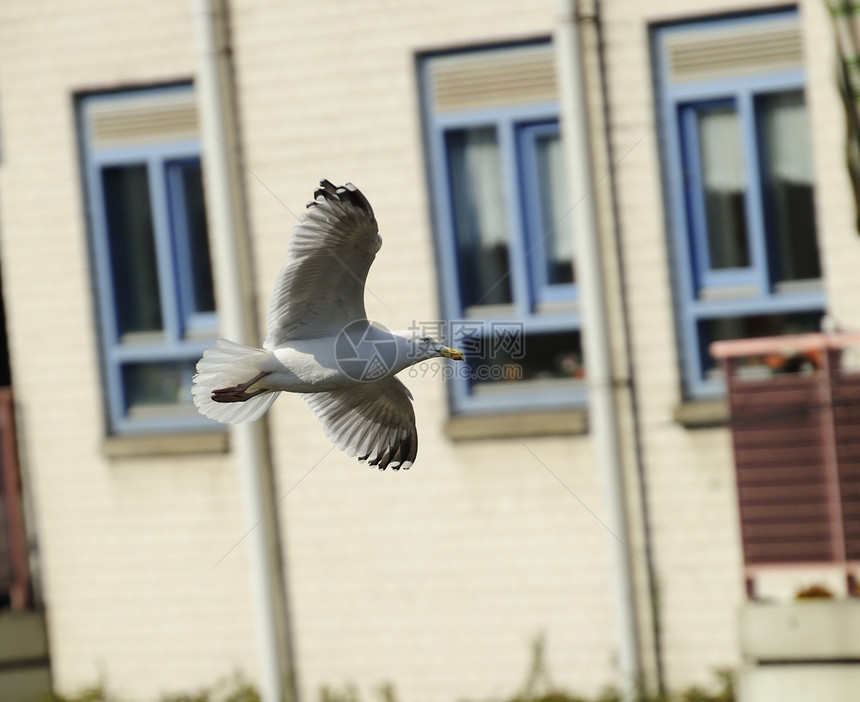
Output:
[
  {"xmin": 711, "ymin": 332, "xmax": 860, "ymax": 597},
  {"xmin": 0, "ymin": 386, "xmax": 30, "ymax": 610}
]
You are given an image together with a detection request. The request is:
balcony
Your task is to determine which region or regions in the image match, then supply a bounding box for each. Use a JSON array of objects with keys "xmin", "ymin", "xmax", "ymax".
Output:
[
  {"xmin": 0, "ymin": 386, "xmax": 50, "ymax": 701},
  {"xmin": 711, "ymin": 331, "xmax": 860, "ymax": 596},
  {"xmin": 0, "ymin": 387, "xmax": 30, "ymax": 611},
  {"xmin": 711, "ymin": 332, "xmax": 860, "ymax": 702}
]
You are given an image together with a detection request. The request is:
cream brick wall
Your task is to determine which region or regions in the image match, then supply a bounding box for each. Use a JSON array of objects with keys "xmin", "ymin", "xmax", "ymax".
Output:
[
  {"xmin": 0, "ymin": 1, "xmax": 258, "ymax": 698},
  {"xmin": 231, "ymin": 2, "xmax": 617, "ymax": 698},
  {"xmin": 3, "ymin": 0, "xmax": 857, "ymax": 701}
]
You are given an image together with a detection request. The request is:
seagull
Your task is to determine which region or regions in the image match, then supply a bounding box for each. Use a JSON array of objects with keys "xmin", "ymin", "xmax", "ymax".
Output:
[{"xmin": 192, "ymin": 179, "xmax": 465, "ymax": 470}]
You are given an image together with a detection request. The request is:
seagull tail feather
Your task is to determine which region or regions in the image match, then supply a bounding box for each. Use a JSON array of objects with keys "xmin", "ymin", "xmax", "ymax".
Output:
[{"xmin": 192, "ymin": 339, "xmax": 280, "ymax": 424}]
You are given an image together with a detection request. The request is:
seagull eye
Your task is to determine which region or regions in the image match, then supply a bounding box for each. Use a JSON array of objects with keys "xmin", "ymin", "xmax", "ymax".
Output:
[{"xmin": 419, "ymin": 336, "xmax": 430, "ymax": 344}]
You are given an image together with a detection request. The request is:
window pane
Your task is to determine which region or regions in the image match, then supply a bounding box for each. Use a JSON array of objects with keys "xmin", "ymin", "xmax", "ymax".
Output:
[
  {"xmin": 172, "ymin": 160, "xmax": 216, "ymax": 314},
  {"xmin": 698, "ymin": 105, "xmax": 750, "ymax": 269},
  {"xmin": 534, "ymin": 133, "xmax": 575, "ymax": 285},
  {"xmin": 122, "ymin": 360, "xmax": 195, "ymax": 409},
  {"xmin": 446, "ymin": 127, "xmax": 513, "ymax": 307},
  {"xmin": 102, "ymin": 165, "xmax": 163, "ymax": 335},
  {"xmin": 468, "ymin": 329, "xmax": 583, "ymax": 386},
  {"xmin": 759, "ymin": 91, "xmax": 821, "ymax": 283}
]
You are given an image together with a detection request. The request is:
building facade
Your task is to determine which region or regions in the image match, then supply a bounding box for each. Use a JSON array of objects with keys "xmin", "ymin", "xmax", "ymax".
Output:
[{"xmin": 0, "ymin": 0, "xmax": 857, "ymax": 701}]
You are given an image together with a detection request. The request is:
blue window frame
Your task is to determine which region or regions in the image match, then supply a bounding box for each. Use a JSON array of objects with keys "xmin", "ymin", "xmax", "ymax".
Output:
[
  {"xmin": 421, "ymin": 42, "xmax": 582, "ymax": 414},
  {"xmin": 79, "ymin": 85, "xmax": 218, "ymax": 434},
  {"xmin": 653, "ymin": 10, "xmax": 825, "ymax": 398}
]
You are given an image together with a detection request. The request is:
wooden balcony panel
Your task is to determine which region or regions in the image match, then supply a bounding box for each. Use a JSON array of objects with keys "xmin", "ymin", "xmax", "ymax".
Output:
[
  {"xmin": 743, "ymin": 539, "xmax": 834, "ymax": 564},
  {"xmin": 839, "ymin": 480, "xmax": 860, "ymax": 500},
  {"xmin": 730, "ymin": 403, "xmax": 822, "ymax": 419},
  {"xmin": 741, "ymin": 514, "xmax": 832, "ymax": 527},
  {"xmin": 834, "ymin": 413, "xmax": 860, "ymax": 429},
  {"xmin": 840, "ymin": 506, "xmax": 860, "ymax": 529},
  {"xmin": 845, "ymin": 521, "xmax": 860, "ymax": 560},
  {"xmin": 735, "ymin": 465, "xmax": 832, "ymax": 484},
  {"xmin": 835, "ymin": 454, "xmax": 860, "ymax": 471},
  {"xmin": 730, "ymin": 403, "xmax": 823, "ymax": 419},
  {"xmin": 742, "ymin": 533, "xmax": 833, "ymax": 552},
  {"xmin": 833, "ymin": 373, "xmax": 860, "ymax": 390},
  {"xmin": 731, "ymin": 425, "xmax": 824, "ymax": 447},
  {"xmin": 739, "ymin": 501, "xmax": 832, "ymax": 521},
  {"xmin": 735, "ymin": 464, "xmax": 826, "ymax": 485},
  {"xmin": 730, "ymin": 414, "xmax": 823, "ymax": 432},
  {"xmin": 833, "ymin": 382, "xmax": 860, "ymax": 402},
  {"xmin": 842, "ymin": 498, "xmax": 860, "ymax": 520},
  {"xmin": 834, "ymin": 416, "xmax": 860, "ymax": 434},
  {"xmin": 713, "ymin": 333, "xmax": 860, "ymax": 582},
  {"xmin": 730, "ymin": 376, "xmax": 821, "ymax": 397},
  {"xmin": 743, "ymin": 532, "xmax": 833, "ymax": 549},
  {"xmin": 734, "ymin": 445, "xmax": 827, "ymax": 468},
  {"xmin": 0, "ymin": 387, "xmax": 30, "ymax": 610},
  {"xmin": 731, "ymin": 373, "xmax": 821, "ymax": 389},
  {"xmin": 740, "ymin": 520, "xmax": 832, "ymax": 540},
  {"xmin": 739, "ymin": 517, "xmax": 830, "ymax": 540},
  {"xmin": 732, "ymin": 430, "xmax": 821, "ymax": 446},
  {"xmin": 737, "ymin": 482, "xmax": 830, "ymax": 503},
  {"xmin": 834, "ymin": 441, "xmax": 860, "ymax": 460}
]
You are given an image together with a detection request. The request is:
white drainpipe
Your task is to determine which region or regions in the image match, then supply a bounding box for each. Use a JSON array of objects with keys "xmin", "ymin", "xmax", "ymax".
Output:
[
  {"xmin": 554, "ymin": 1, "xmax": 642, "ymax": 698},
  {"xmin": 193, "ymin": 2, "xmax": 294, "ymax": 701}
]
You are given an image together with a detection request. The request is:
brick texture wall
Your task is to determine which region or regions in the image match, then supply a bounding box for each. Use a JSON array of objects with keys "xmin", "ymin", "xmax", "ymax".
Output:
[{"xmin": 0, "ymin": 0, "xmax": 854, "ymax": 700}]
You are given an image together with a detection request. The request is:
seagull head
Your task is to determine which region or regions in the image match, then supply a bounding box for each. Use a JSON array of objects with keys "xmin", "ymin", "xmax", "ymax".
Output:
[{"xmin": 396, "ymin": 331, "xmax": 465, "ymax": 363}]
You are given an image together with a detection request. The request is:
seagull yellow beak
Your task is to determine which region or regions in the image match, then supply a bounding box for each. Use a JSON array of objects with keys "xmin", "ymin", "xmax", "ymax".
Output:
[{"xmin": 440, "ymin": 347, "xmax": 465, "ymax": 361}]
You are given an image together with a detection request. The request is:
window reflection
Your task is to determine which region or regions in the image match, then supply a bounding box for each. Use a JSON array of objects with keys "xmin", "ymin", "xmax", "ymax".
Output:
[
  {"xmin": 446, "ymin": 127, "xmax": 513, "ymax": 308},
  {"xmin": 102, "ymin": 164, "xmax": 163, "ymax": 337},
  {"xmin": 759, "ymin": 91, "xmax": 820, "ymax": 284},
  {"xmin": 697, "ymin": 104, "xmax": 750, "ymax": 270},
  {"xmin": 533, "ymin": 132, "xmax": 575, "ymax": 286}
]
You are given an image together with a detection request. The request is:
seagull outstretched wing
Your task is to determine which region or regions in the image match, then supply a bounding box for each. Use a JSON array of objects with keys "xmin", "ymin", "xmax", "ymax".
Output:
[
  {"xmin": 302, "ymin": 377, "xmax": 418, "ymax": 470},
  {"xmin": 264, "ymin": 179, "xmax": 381, "ymax": 348}
]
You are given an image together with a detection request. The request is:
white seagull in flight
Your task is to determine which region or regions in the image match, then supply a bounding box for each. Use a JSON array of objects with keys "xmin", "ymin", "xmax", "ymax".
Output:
[{"xmin": 192, "ymin": 179, "xmax": 465, "ymax": 470}]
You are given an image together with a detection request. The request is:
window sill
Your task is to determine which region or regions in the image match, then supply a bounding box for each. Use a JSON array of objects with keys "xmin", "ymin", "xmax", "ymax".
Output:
[
  {"xmin": 673, "ymin": 398, "xmax": 728, "ymax": 428},
  {"xmin": 444, "ymin": 408, "xmax": 587, "ymax": 441},
  {"xmin": 104, "ymin": 431, "xmax": 229, "ymax": 458}
]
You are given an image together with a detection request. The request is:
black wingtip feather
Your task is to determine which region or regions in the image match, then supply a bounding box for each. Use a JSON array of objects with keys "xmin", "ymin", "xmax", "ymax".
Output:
[
  {"xmin": 359, "ymin": 430, "xmax": 416, "ymax": 471},
  {"xmin": 311, "ymin": 179, "xmax": 374, "ymax": 219}
]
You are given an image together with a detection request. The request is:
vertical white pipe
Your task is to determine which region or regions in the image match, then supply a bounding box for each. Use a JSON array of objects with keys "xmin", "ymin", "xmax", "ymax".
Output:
[
  {"xmin": 554, "ymin": 1, "xmax": 642, "ymax": 699},
  {"xmin": 193, "ymin": 2, "xmax": 291, "ymax": 701}
]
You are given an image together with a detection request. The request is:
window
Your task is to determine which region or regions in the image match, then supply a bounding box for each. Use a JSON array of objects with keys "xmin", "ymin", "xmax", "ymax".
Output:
[
  {"xmin": 79, "ymin": 85, "xmax": 218, "ymax": 434},
  {"xmin": 653, "ymin": 10, "xmax": 825, "ymax": 398},
  {"xmin": 421, "ymin": 42, "xmax": 582, "ymax": 414}
]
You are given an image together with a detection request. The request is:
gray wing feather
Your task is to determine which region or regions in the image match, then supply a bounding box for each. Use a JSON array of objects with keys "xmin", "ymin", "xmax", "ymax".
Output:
[
  {"xmin": 264, "ymin": 180, "xmax": 381, "ymax": 348},
  {"xmin": 302, "ymin": 377, "xmax": 418, "ymax": 470}
]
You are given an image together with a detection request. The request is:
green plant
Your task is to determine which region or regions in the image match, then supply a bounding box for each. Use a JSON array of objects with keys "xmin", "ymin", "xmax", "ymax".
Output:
[
  {"xmin": 39, "ymin": 674, "xmax": 260, "ymax": 702},
  {"xmin": 41, "ymin": 687, "xmax": 113, "ymax": 702},
  {"xmin": 159, "ymin": 675, "xmax": 260, "ymax": 702},
  {"xmin": 315, "ymin": 636, "xmax": 735, "ymax": 702}
]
